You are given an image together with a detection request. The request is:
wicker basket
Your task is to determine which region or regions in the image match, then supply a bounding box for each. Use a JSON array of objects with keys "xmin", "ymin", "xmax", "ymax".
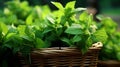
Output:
[
  {"xmin": 18, "ymin": 46, "xmax": 101, "ymax": 67},
  {"xmin": 97, "ymin": 60, "xmax": 120, "ymax": 67}
]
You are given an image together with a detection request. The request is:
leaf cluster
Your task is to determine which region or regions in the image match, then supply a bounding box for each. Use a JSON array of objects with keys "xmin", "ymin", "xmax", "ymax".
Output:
[
  {"xmin": 0, "ymin": 1, "xmax": 109, "ymax": 66},
  {"xmin": 97, "ymin": 16, "xmax": 120, "ymax": 61},
  {"xmin": 0, "ymin": 1, "xmax": 108, "ymax": 55}
]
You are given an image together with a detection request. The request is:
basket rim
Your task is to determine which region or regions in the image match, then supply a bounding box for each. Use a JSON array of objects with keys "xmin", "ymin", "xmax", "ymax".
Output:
[{"xmin": 33, "ymin": 46, "xmax": 101, "ymax": 51}]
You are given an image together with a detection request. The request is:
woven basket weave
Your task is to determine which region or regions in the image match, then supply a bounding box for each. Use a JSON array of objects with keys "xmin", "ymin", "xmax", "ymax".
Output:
[{"xmin": 18, "ymin": 47, "xmax": 101, "ymax": 67}]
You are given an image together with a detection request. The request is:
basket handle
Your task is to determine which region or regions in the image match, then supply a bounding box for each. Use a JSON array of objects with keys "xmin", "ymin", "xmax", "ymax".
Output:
[{"xmin": 92, "ymin": 42, "xmax": 103, "ymax": 48}]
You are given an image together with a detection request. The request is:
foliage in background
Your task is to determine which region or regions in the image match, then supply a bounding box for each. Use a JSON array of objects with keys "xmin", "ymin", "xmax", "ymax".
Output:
[{"xmin": 97, "ymin": 16, "xmax": 120, "ymax": 61}]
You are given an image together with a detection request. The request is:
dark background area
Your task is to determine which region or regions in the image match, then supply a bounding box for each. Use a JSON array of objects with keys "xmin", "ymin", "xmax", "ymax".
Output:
[{"xmin": 0, "ymin": 0, "xmax": 120, "ymax": 10}]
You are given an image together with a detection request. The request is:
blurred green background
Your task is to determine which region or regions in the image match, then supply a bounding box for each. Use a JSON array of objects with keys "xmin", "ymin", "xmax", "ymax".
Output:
[
  {"xmin": 0, "ymin": 0, "xmax": 120, "ymax": 27},
  {"xmin": 0, "ymin": 0, "xmax": 120, "ymax": 13}
]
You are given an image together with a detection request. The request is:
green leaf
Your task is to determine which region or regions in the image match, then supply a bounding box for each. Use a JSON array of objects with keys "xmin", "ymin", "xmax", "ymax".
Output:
[
  {"xmin": 51, "ymin": 2, "xmax": 64, "ymax": 10},
  {"xmin": 0, "ymin": 22, "xmax": 8, "ymax": 35},
  {"xmin": 65, "ymin": 1, "xmax": 76, "ymax": 10},
  {"xmin": 104, "ymin": 41, "xmax": 113, "ymax": 50},
  {"xmin": 61, "ymin": 37, "xmax": 71, "ymax": 45},
  {"xmin": 20, "ymin": 1, "xmax": 29, "ymax": 9},
  {"xmin": 47, "ymin": 16, "xmax": 55, "ymax": 24},
  {"xmin": 35, "ymin": 30, "xmax": 43, "ymax": 38},
  {"xmin": 35, "ymin": 38, "xmax": 46, "ymax": 48},
  {"xmin": 65, "ymin": 24, "xmax": 83, "ymax": 35},
  {"xmin": 43, "ymin": 27, "xmax": 53, "ymax": 34},
  {"xmin": 4, "ymin": 33, "xmax": 22, "ymax": 50},
  {"xmin": 79, "ymin": 11, "xmax": 88, "ymax": 21},
  {"xmin": 17, "ymin": 25, "xmax": 26, "ymax": 35},
  {"xmin": 25, "ymin": 26, "xmax": 34, "ymax": 38},
  {"xmin": 8, "ymin": 25, "xmax": 17, "ymax": 33},
  {"xmin": 56, "ymin": 27, "xmax": 64, "ymax": 36},
  {"xmin": 33, "ymin": 6, "xmax": 42, "ymax": 19},
  {"xmin": 26, "ymin": 15, "xmax": 33, "ymax": 25},
  {"xmin": 117, "ymin": 52, "xmax": 120, "ymax": 60},
  {"xmin": 60, "ymin": 16, "xmax": 67, "ymax": 25},
  {"xmin": 76, "ymin": 42, "xmax": 88, "ymax": 54},
  {"xmin": 81, "ymin": 46, "xmax": 88, "ymax": 54},
  {"xmin": 72, "ymin": 35, "xmax": 81, "ymax": 42},
  {"xmin": 93, "ymin": 29, "xmax": 108, "ymax": 43},
  {"xmin": 88, "ymin": 14, "xmax": 93, "ymax": 27},
  {"xmin": 21, "ymin": 35, "xmax": 33, "ymax": 41},
  {"xmin": 74, "ymin": 8, "xmax": 86, "ymax": 12},
  {"xmin": 4, "ymin": 33, "xmax": 16, "ymax": 40},
  {"xmin": 86, "ymin": 36, "xmax": 93, "ymax": 47},
  {"xmin": 101, "ymin": 17, "xmax": 117, "ymax": 33}
]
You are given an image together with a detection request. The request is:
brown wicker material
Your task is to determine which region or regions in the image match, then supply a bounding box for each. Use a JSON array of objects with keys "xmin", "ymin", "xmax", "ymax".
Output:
[
  {"xmin": 98, "ymin": 60, "xmax": 120, "ymax": 67},
  {"xmin": 18, "ymin": 47, "xmax": 101, "ymax": 67}
]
